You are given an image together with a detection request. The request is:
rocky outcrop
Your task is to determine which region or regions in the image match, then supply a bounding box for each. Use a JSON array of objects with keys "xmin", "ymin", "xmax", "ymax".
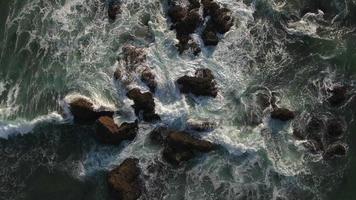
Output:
[
  {"xmin": 324, "ymin": 143, "xmax": 347, "ymax": 158},
  {"xmin": 68, "ymin": 97, "xmax": 114, "ymax": 124},
  {"xmin": 166, "ymin": 0, "xmax": 233, "ymax": 54},
  {"xmin": 177, "ymin": 68, "xmax": 218, "ymax": 97},
  {"xmin": 108, "ymin": 1, "xmax": 121, "ymax": 21},
  {"xmin": 108, "ymin": 158, "xmax": 142, "ymax": 200},
  {"xmin": 127, "ymin": 88, "xmax": 160, "ymax": 122},
  {"xmin": 270, "ymin": 107, "xmax": 295, "ymax": 121},
  {"xmin": 149, "ymin": 127, "xmax": 217, "ymax": 165},
  {"xmin": 115, "ymin": 45, "xmax": 157, "ymax": 92},
  {"xmin": 95, "ymin": 116, "xmax": 138, "ymax": 144}
]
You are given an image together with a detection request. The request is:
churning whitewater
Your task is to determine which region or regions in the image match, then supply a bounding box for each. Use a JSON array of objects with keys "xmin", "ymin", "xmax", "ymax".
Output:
[{"xmin": 0, "ymin": 0, "xmax": 356, "ymax": 199}]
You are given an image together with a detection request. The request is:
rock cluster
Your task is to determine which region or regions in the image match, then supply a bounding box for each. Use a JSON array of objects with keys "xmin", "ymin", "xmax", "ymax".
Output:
[
  {"xmin": 177, "ymin": 68, "xmax": 218, "ymax": 97},
  {"xmin": 292, "ymin": 115, "xmax": 347, "ymax": 158},
  {"xmin": 115, "ymin": 45, "xmax": 157, "ymax": 93},
  {"xmin": 166, "ymin": 0, "xmax": 234, "ymax": 54}
]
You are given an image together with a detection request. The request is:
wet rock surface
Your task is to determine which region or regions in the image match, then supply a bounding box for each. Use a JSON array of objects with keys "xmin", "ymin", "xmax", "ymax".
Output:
[
  {"xmin": 95, "ymin": 116, "xmax": 138, "ymax": 144},
  {"xmin": 326, "ymin": 85, "xmax": 348, "ymax": 107},
  {"xmin": 149, "ymin": 127, "xmax": 216, "ymax": 165},
  {"xmin": 68, "ymin": 98, "xmax": 114, "ymax": 124},
  {"xmin": 186, "ymin": 119, "xmax": 216, "ymax": 132},
  {"xmin": 127, "ymin": 88, "xmax": 160, "ymax": 122},
  {"xmin": 177, "ymin": 68, "xmax": 218, "ymax": 97},
  {"xmin": 108, "ymin": 1, "xmax": 121, "ymax": 21},
  {"xmin": 108, "ymin": 158, "xmax": 142, "ymax": 200}
]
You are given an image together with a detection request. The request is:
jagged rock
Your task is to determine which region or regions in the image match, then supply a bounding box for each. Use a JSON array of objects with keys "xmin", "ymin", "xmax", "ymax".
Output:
[
  {"xmin": 324, "ymin": 143, "xmax": 347, "ymax": 158},
  {"xmin": 68, "ymin": 98, "xmax": 114, "ymax": 124},
  {"xmin": 163, "ymin": 131, "xmax": 216, "ymax": 165},
  {"xmin": 202, "ymin": 0, "xmax": 233, "ymax": 34},
  {"xmin": 168, "ymin": 5, "xmax": 188, "ymax": 23},
  {"xmin": 306, "ymin": 116, "xmax": 323, "ymax": 133},
  {"xmin": 186, "ymin": 119, "xmax": 216, "ymax": 132},
  {"xmin": 108, "ymin": 158, "xmax": 142, "ymax": 200},
  {"xmin": 271, "ymin": 107, "xmax": 295, "ymax": 121},
  {"xmin": 326, "ymin": 119, "xmax": 344, "ymax": 138},
  {"xmin": 127, "ymin": 88, "xmax": 160, "ymax": 122},
  {"xmin": 175, "ymin": 9, "xmax": 202, "ymax": 35},
  {"xmin": 121, "ymin": 45, "xmax": 147, "ymax": 68},
  {"xmin": 177, "ymin": 68, "xmax": 218, "ymax": 97},
  {"xmin": 108, "ymin": 1, "xmax": 121, "ymax": 21},
  {"xmin": 95, "ymin": 116, "xmax": 138, "ymax": 144},
  {"xmin": 292, "ymin": 127, "xmax": 306, "ymax": 140},
  {"xmin": 141, "ymin": 68, "xmax": 157, "ymax": 93},
  {"xmin": 327, "ymin": 85, "xmax": 347, "ymax": 107}
]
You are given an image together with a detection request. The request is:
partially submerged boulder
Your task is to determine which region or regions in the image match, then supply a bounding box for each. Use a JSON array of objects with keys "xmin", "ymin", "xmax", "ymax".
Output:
[
  {"xmin": 177, "ymin": 68, "xmax": 218, "ymax": 97},
  {"xmin": 141, "ymin": 68, "xmax": 157, "ymax": 93},
  {"xmin": 95, "ymin": 116, "xmax": 138, "ymax": 144},
  {"xmin": 68, "ymin": 97, "xmax": 114, "ymax": 124},
  {"xmin": 108, "ymin": 158, "xmax": 142, "ymax": 200},
  {"xmin": 186, "ymin": 119, "xmax": 216, "ymax": 132},
  {"xmin": 323, "ymin": 143, "xmax": 348, "ymax": 158},
  {"xmin": 271, "ymin": 107, "xmax": 295, "ymax": 121},
  {"xmin": 326, "ymin": 119, "xmax": 344, "ymax": 138},
  {"xmin": 127, "ymin": 88, "xmax": 160, "ymax": 122}
]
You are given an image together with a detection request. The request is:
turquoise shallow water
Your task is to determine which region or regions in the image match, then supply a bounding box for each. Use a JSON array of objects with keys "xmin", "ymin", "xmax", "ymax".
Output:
[{"xmin": 0, "ymin": 0, "xmax": 356, "ymax": 199}]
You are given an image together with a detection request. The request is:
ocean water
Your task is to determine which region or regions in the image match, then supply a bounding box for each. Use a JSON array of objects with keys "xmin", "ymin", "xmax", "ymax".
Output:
[{"xmin": 0, "ymin": 0, "xmax": 356, "ymax": 199}]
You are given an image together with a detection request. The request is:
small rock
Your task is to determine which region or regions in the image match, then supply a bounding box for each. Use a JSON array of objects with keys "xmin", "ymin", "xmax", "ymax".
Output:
[
  {"xmin": 141, "ymin": 68, "xmax": 157, "ymax": 93},
  {"xmin": 202, "ymin": 29, "xmax": 219, "ymax": 46},
  {"xmin": 187, "ymin": 119, "xmax": 216, "ymax": 132},
  {"xmin": 127, "ymin": 88, "xmax": 160, "ymax": 122},
  {"xmin": 108, "ymin": 158, "xmax": 142, "ymax": 200},
  {"xmin": 121, "ymin": 45, "xmax": 147, "ymax": 68},
  {"xmin": 69, "ymin": 98, "xmax": 114, "ymax": 124},
  {"xmin": 292, "ymin": 127, "xmax": 306, "ymax": 140},
  {"xmin": 168, "ymin": 5, "xmax": 188, "ymax": 23},
  {"xmin": 95, "ymin": 116, "xmax": 138, "ymax": 144},
  {"xmin": 177, "ymin": 68, "xmax": 218, "ymax": 97},
  {"xmin": 271, "ymin": 107, "xmax": 295, "ymax": 121}
]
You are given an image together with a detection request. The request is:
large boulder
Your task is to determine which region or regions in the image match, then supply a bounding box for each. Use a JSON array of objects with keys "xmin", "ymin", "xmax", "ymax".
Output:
[
  {"xmin": 95, "ymin": 116, "xmax": 138, "ymax": 144},
  {"xmin": 68, "ymin": 97, "xmax": 114, "ymax": 124},
  {"xmin": 127, "ymin": 88, "xmax": 160, "ymax": 122},
  {"xmin": 108, "ymin": 158, "xmax": 142, "ymax": 200},
  {"xmin": 177, "ymin": 68, "xmax": 218, "ymax": 97},
  {"xmin": 270, "ymin": 107, "xmax": 295, "ymax": 121},
  {"xmin": 163, "ymin": 130, "xmax": 216, "ymax": 165}
]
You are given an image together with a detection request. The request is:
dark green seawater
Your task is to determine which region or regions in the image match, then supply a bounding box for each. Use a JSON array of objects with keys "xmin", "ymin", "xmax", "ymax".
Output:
[{"xmin": 1, "ymin": 0, "xmax": 356, "ymax": 200}]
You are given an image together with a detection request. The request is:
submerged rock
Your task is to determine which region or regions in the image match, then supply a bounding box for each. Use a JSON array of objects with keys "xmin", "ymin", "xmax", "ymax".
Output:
[
  {"xmin": 108, "ymin": 158, "xmax": 142, "ymax": 200},
  {"xmin": 177, "ymin": 68, "xmax": 218, "ymax": 97},
  {"xmin": 95, "ymin": 116, "xmax": 138, "ymax": 144},
  {"xmin": 324, "ymin": 143, "xmax": 347, "ymax": 158},
  {"xmin": 127, "ymin": 88, "xmax": 160, "ymax": 122},
  {"xmin": 68, "ymin": 97, "xmax": 114, "ymax": 124},
  {"xmin": 326, "ymin": 119, "xmax": 344, "ymax": 138},
  {"xmin": 149, "ymin": 126, "xmax": 170, "ymax": 145},
  {"xmin": 270, "ymin": 107, "xmax": 295, "ymax": 121}
]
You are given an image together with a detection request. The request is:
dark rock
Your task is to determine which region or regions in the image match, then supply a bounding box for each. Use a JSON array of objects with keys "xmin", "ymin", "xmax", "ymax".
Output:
[
  {"xmin": 108, "ymin": 1, "xmax": 121, "ymax": 21},
  {"xmin": 202, "ymin": 0, "xmax": 233, "ymax": 33},
  {"xmin": 324, "ymin": 143, "xmax": 347, "ymax": 158},
  {"xmin": 127, "ymin": 88, "xmax": 160, "ymax": 122},
  {"xmin": 141, "ymin": 68, "xmax": 157, "ymax": 93},
  {"xmin": 271, "ymin": 107, "xmax": 295, "ymax": 121},
  {"xmin": 177, "ymin": 68, "xmax": 218, "ymax": 97},
  {"xmin": 292, "ymin": 127, "xmax": 306, "ymax": 140},
  {"xmin": 327, "ymin": 86, "xmax": 347, "ymax": 107},
  {"xmin": 114, "ymin": 68, "xmax": 122, "ymax": 80},
  {"xmin": 121, "ymin": 45, "xmax": 147, "ymax": 67},
  {"xmin": 306, "ymin": 116, "xmax": 323, "ymax": 133},
  {"xmin": 255, "ymin": 93, "xmax": 271, "ymax": 110},
  {"xmin": 108, "ymin": 158, "xmax": 142, "ymax": 200},
  {"xmin": 326, "ymin": 119, "xmax": 344, "ymax": 138},
  {"xmin": 149, "ymin": 126, "xmax": 170, "ymax": 145},
  {"xmin": 95, "ymin": 116, "xmax": 138, "ymax": 144},
  {"xmin": 163, "ymin": 131, "xmax": 216, "ymax": 165},
  {"xmin": 69, "ymin": 98, "xmax": 114, "ymax": 124},
  {"xmin": 168, "ymin": 5, "xmax": 188, "ymax": 23},
  {"xmin": 175, "ymin": 9, "xmax": 202, "ymax": 35},
  {"xmin": 303, "ymin": 139, "xmax": 324, "ymax": 154}
]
